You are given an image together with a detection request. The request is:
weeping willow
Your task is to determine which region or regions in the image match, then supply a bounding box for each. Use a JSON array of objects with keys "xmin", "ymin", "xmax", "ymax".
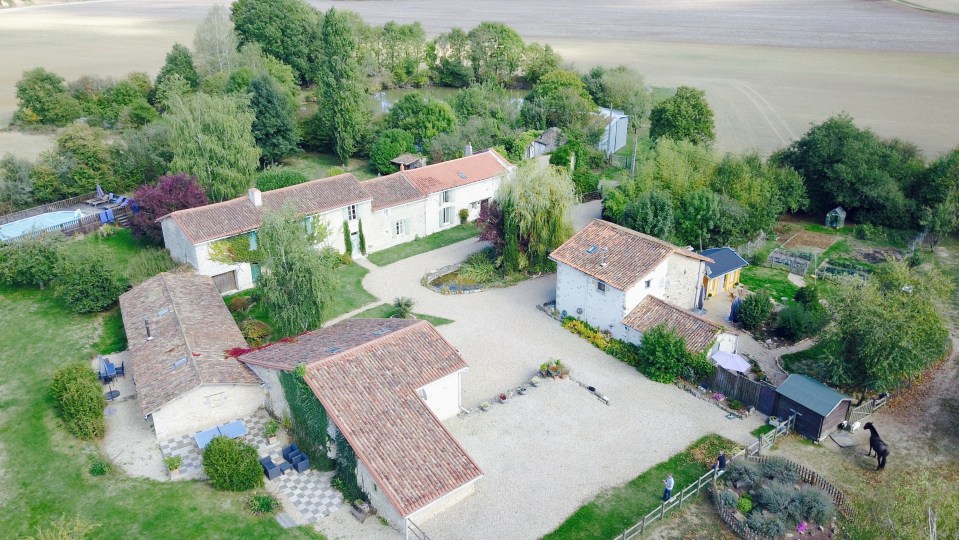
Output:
[{"xmin": 498, "ymin": 162, "xmax": 576, "ymax": 273}]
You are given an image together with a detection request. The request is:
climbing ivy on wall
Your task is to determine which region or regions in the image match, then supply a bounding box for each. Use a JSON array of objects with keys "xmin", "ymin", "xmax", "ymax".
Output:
[
  {"xmin": 209, "ymin": 233, "xmax": 263, "ymax": 264},
  {"xmin": 277, "ymin": 367, "xmax": 334, "ymax": 471},
  {"xmin": 334, "ymin": 430, "xmax": 365, "ymax": 502}
]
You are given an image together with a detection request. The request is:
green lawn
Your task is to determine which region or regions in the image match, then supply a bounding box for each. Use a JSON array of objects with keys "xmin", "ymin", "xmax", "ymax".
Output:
[
  {"xmin": 351, "ymin": 303, "xmax": 454, "ymax": 326},
  {"xmin": 739, "ymin": 265, "xmax": 800, "ymax": 301},
  {"xmin": 279, "ymin": 152, "xmax": 376, "ymax": 181},
  {"xmin": 543, "ymin": 435, "xmax": 740, "ymax": 540},
  {"xmin": 750, "ymin": 424, "xmax": 775, "ymax": 438},
  {"xmin": 780, "ymin": 339, "xmax": 835, "ymax": 381},
  {"xmin": 366, "ymin": 223, "xmax": 479, "ymax": 266},
  {"xmin": 0, "ymin": 240, "xmax": 322, "ymax": 538}
]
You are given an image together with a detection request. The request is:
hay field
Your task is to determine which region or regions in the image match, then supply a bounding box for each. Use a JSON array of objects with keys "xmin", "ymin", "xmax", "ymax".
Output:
[{"xmin": 0, "ymin": 0, "xmax": 958, "ymax": 157}]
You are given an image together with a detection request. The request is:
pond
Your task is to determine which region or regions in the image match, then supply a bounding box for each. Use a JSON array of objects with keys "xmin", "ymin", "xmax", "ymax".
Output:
[
  {"xmin": 428, "ymin": 269, "xmax": 485, "ymax": 293},
  {"xmin": 371, "ymin": 87, "xmax": 528, "ymax": 114}
]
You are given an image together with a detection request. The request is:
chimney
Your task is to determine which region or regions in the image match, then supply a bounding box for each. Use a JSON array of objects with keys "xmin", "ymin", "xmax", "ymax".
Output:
[
  {"xmin": 248, "ymin": 188, "xmax": 263, "ymax": 207},
  {"xmin": 599, "ymin": 247, "xmax": 609, "ymax": 268},
  {"xmin": 465, "ymin": 142, "xmax": 473, "ymax": 156},
  {"xmin": 143, "ymin": 316, "xmax": 153, "ymax": 341}
]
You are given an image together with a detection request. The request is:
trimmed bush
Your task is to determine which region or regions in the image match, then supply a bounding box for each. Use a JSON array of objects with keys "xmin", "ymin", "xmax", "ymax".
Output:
[
  {"xmin": 775, "ymin": 303, "xmax": 827, "ymax": 341},
  {"xmin": 738, "ymin": 290, "xmax": 773, "ymax": 330},
  {"xmin": 793, "ymin": 285, "xmax": 820, "ymax": 306},
  {"xmin": 755, "ymin": 481, "xmax": 795, "ymax": 517},
  {"xmin": 737, "ymin": 492, "xmax": 753, "ymax": 514},
  {"xmin": 228, "ymin": 295, "xmax": 253, "ymax": 313},
  {"xmin": 51, "ymin": 363, "xmax": 106, "ymax": 440},
  {"xmin": 241, "ymin": 319, "xmax": 272, "ymax": 347},
  {"xmin": 55, "ymin": 248, "xmax": 127, "ymax": 313},
  {"xmin": 255, "ymin": 169, "xmax": 308, "ymax": 192},
  {"xmin": 392, "ymin": 296, "xmax": 414, "ymax": 319},
  {"xmin": 746, "ymin": 512, "xmax": 787, "ymax": 537},
  {"xmin": 790, "ymin": 485, "xmax": 836, "ymax": 523},
  {"xmin": 716, "ymin": 489, "xmax": 739, "ymax": 509},
  {"xmin": 727, "ymin": 460, "xmax": 762, "ymax": 490},
  {"xmin": 202, "ymin": 436, "xmax": 263, "ymax": 491},
  {"xmin": 762, "ymin": 456, "xmax": 800, "ymax": 484},
  {"xmin": 247, "ymin": 493, "xmax": 279, "ymax": 515}
]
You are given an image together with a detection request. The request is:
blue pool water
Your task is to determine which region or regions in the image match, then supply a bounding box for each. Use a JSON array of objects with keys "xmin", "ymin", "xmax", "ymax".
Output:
[{"xmin": 0, "ymin": 210, "xmax": 84, "ymax": 240}]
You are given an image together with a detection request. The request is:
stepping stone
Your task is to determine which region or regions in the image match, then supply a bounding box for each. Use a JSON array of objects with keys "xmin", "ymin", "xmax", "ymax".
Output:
[{"xmin": 275, "ymin": 512, "xmax": 297, "ymax": 528}]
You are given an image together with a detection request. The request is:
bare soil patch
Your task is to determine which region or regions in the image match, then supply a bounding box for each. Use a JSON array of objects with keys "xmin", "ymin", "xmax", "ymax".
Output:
[{"xmin": 782, "ymin": 230, "xmax": 838, "ymax": 253}]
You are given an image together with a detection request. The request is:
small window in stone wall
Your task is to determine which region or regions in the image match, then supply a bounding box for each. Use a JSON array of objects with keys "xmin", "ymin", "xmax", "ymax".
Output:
[{"xmin": 597, "ymin": 281, "xmax": 606, "ymax": 293}]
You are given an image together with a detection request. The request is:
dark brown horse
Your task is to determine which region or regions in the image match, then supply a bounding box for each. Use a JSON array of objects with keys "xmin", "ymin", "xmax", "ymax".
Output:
[{"xmin": 863, "ymin": 422, "xmax": 888, "ymax": 470}]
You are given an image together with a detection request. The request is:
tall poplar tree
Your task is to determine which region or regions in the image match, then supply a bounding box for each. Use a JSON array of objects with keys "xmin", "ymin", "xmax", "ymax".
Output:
[
  {"xmin": 315, "ymin": 8, "xmax": 370, "ymax": 164},
  {"xmin": 249, "ymin": 75, "xmax": 298, "ymax": 164}
]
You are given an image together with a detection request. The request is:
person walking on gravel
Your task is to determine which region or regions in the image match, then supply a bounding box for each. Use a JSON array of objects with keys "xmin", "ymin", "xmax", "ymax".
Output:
[{"xmin": 662, "ymin": 473, "xmax": 674, "ymax": 501}]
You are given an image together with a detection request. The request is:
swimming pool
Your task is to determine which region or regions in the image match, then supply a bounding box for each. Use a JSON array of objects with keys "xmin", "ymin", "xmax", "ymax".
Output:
[{"xmin": 0, "ymin": 210, "xmax": 84, "ymax": 241}]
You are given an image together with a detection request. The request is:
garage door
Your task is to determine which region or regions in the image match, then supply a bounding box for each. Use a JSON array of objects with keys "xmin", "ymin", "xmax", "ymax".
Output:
[{"xmin": 211, "ymin": 271, "xmax": 238, "ymax": 293}]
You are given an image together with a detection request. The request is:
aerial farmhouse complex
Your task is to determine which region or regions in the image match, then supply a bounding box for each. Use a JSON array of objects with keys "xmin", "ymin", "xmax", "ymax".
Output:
[{"xmin": 161, "ymin": 151, "xmax": 514, "ymax": 293}]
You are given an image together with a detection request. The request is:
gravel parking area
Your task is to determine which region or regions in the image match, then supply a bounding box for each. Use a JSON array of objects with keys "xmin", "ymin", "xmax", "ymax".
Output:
[{"xmin": 348, "ymin": 202, "xmax": 764, "ymax": 538}]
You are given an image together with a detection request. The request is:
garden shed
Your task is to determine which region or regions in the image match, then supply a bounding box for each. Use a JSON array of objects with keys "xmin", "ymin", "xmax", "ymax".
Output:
[
  {"xmin": 825, "ymin": 206, "xmax": 846, "ymax": 229},
  {"xmin": 773, "ymin": 374, "xmax": 852, "ymax": 441}
]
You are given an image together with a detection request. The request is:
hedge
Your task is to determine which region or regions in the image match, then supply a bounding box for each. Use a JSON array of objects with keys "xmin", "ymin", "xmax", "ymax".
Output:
[
  {"xmin": 202, "ymin": 436, "xmax": 263, "ymax": 491},
  {"xmin": 51, "ymin": 363, "xmax": 106, "ymax": 440}
]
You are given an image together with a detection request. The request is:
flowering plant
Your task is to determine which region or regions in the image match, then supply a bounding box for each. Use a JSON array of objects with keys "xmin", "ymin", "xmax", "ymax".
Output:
[{"xmin": 797, "ymin": 521, "xmax": 808, "ymax": 533}]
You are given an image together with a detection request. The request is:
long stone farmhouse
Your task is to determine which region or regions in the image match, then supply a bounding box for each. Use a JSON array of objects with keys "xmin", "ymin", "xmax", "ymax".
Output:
[
  {"xmin": 161, "ymin": 150, "xmax": 515, "ymax": 293},
  {"xmin": 550, "ymin": 219, "xmax": 738, "ymax": 354}
]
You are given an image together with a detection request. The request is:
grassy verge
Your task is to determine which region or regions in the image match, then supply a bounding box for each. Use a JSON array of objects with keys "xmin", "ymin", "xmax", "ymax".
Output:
[
  {"xmin": 739, "ymin": 265, "xmax": 800, "ymax": 301},
  {"xmin": 367, "ymin": 223, "xmax": 479, "ymax": 266},
  {"xmin": 750, "ymin": 424, "xmax": 775, "ymax": 438},
  {"xmin": 350, "ymin": 303, "xmax": 454, "ymax": 326},
  {"xmin": 780, "ymin": 339, "xmax": 834, "ymax": 381},
  {"xmin": 0, "ymin": 245, "xmax": 322, "ymax": 539},
  {"xmin": 94, "ymin": 308, "xmax": 127, "ymax": 354},
  {"xmin": 543, "ymin": 434, "xmax": 740, "ymax": 540}
]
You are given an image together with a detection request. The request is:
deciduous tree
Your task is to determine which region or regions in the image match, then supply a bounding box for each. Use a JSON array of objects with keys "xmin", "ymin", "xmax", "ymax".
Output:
[
  {"xmin": 427, "ymin": 28, "xmax": 472, "ymax": 87},
  {"xmin": 193, "ymin": 4, "xmax": 240, "ymax": 77},
  {"xmin": 0, "ymin": 154, "xmax": 35, "ymax": 211},
  {"xmin": 368, "ymin": 128, "xmax": 414, "ymax": 174},
  {"xmin": 582, "ymin": 65, "xmax": 652, "ymax": 126},
  {"xmin": 166, "ymin": 93, "xmax": 260, "ymax": 201},
  {"xmin": 111, "ymin": 121, "xmax": 174, "ymax": 191},
  {"xmin": 154, "ymin": 44, "xmax": 200, "ymax": 93},
  {"xmin": 622, "ymin": 189, "xmax": 674, "ymax": 240},
  {"xmin": 231, "ymin": 0, "xmax": 321, "ymax": 82},
  {"xmin": 468, "ymin": 22, "xmax": 525, "ymax": 85},
  {"xmin": 520, "ymin": 70, "xmax": 597, "ymax": 131},
  {"xmin": 649, "ymin": 86, "xmax": 715, "ymax": 146},
  {"xmin": 130, "ymin": 173, "xmax": 208, "ymax": 244},
  {"xmin": 385, "ymin": 93, "xmax": 457, "ymax": 147},
  {"xmin": 13, "ymin": 68, "xmax": 81, "ymax": 126}
]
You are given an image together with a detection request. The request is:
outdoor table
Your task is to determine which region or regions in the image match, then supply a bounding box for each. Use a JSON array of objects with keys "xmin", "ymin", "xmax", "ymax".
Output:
[
  {"xmin": 218, "ymin": 420, "xmax": 248, "ymax": 439},
  {"xmin": 194, "ymin": 427, "xmax": 220, "ymax": 449},
  {"xmin": 104, "ymin": 390, "xmax": 120, "ymax": 400}
]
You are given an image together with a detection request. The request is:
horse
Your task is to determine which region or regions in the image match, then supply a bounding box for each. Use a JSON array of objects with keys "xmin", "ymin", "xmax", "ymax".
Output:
[{"xmin": 863, "ymin": 422, "xmax": 889, "ymax": 470}]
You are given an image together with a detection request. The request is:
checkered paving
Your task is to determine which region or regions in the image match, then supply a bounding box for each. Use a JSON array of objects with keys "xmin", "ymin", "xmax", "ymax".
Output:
[
  {"xmin": 158, "ymin": 409, "xmax": 342, "ymax": 522},
  {"xmin": 159, "ymin": 410, "xmax": 274, "ymax": 479}
]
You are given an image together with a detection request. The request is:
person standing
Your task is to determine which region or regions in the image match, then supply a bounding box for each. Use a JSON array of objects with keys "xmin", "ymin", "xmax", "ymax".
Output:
[
  {"xmin": 714, "ymin": 450, "xmax": 727, "ymax": 472},
  {"xmin": 663, "ymin": 473, "xmax": 674, "ymax": 501}
]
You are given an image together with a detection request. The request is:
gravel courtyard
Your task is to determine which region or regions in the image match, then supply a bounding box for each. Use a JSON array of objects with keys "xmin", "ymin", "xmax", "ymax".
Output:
[{"xmin": 353, "ymin": 203, "xmax": 763, "ymax": 538}]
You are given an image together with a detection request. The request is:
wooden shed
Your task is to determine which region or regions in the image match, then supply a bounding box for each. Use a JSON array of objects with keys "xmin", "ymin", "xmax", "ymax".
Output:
[
  {"xmin": 773, "ymin": 374, "xmax": 852, "ymax": 441},
  {"xmin": 825, "ymin": 206, "xmax": 846, "ymax": 229}
]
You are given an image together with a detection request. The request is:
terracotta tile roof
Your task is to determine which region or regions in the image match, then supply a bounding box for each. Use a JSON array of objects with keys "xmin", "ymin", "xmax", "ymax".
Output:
[
  {"xmin": 402, "ymin": 149, "xmax": 512, "ymax": 196},
  {"xmin": 240, "ymin": 318, "xmax": 420, "ymax": 371},
  {"xmin": 550, "ymin": 220, "xmax": 713, "ymax": 291},
  {"xmin": 164, "ymin": 174, "xmax": 370, "ymax": 244},
  {"xmin": 243, "ymin": 319, "xmax": 482, "ymax": 517},
  {"xmin": 622, "ymin": 296, "xmax": 723, "ymax": 352},
  {"xmin": 118, "ymin": 273, "xmax": 260, "ymax": 414},
  {"xmin": 361, "ymin": 173, "xmax": 424, "ymax": 211}
]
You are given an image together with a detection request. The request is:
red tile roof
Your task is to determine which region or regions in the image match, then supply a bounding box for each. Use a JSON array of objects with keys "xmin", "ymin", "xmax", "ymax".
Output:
[
  {"xmin": 361, "ymin": 173, "xmax": 424, "ymax": 211},
  {"xmin": 165, "ymin": 174, "xmax": 370, "ymax": 244},
  {"xmin": 402, "ymin": 149, "xmax": 511, "ymax": 196},
  {"xmin": 118, "ymin": 273, "xmax": 260, "ymax": 414},
  {"xmin": 242, "ymin": 319, "xmax": 482, "ymax": 516},
  {"xmin": 622, "ymin": 296, "xmax": 723, "ymax": 352},
  {"xmin": 550, "ymin": 220, "xmax": 713, "ymax": 291}
]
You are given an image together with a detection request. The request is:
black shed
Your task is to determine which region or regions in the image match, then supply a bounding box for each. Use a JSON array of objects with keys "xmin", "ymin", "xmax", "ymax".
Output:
[{"xmin": 773, "ymin": 374, "xmax": 852, "ymax": 441}]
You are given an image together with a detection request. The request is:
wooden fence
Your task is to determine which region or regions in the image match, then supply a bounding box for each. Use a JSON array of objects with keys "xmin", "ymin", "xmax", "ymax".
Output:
[
  {"xmin": 0, "ymin": 192, "xmax": 97, "ymax": 226},
  {"xmin": 614, "ymin": 414, "xmax": 798, "ymax": 539},
  {"xmin": 706, "ymin": 367, "xmax": 771, "ymax": 411},
  {"xmin": 846, "ymin": 394, "xmax": 889, "ymax": 425},
  {"xmin": 6, "ymin": 205, "xmax": 131, "ymax": 242}
]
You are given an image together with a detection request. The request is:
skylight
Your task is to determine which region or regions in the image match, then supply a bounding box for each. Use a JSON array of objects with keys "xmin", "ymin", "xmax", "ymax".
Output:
[
  {"xmin": 157, "ymin": 307, "xmax": 170, "ymax": 317},
  {"xmin": 172, "ymin": 357, "xmax": 188, "ymax": 369},
  {"xmin": 585, "ymin": 244, "xmax": 598, "ymax": 254},
  {"xmin": 325, "ymin": 346, "xmax": 343, "ymax": 353},
  {"xmin": 457, "ymin": 172, "xmax": 467, "ymax": 179},
  {"xmin": 372, "ymin": 328, "xmax": 390, "ymax": 336}
]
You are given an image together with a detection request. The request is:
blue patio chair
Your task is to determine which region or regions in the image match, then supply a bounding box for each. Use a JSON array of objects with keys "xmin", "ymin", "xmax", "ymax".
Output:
[
  {"xmin": 259, "ymin": 457, "xmax": 281, "ymax": 480},
  {"xmin": 282, "ymin": 444, "xmax": 299, "ymax": 462},
  {"xmin": 292, "ymin": 455, "xmax": 310, "ymax": 473},
  {"xmin": 115, "ymin": 361, "xmax": 125, "ymax": 377}
]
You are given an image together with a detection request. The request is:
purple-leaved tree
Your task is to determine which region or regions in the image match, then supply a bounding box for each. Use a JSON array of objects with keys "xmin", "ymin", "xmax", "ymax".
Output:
[{"xmin": 131, "ymin": 172, "xmax": 208, "ymax": 244}]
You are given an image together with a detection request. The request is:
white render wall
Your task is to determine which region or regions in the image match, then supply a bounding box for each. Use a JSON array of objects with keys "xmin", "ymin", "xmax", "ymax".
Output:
[
  {"xmin": 555, "ymin": 262, "xmax": 629, "ymax": 339},
  {"xmin": 408, "ymin": 479, "xmax": 478, "ymax": 524},
  {"xmin": 364, "ymin": 199, "xmax": 429, "ymax": 253},
  {"xmin": 161, "ymin": 218, "xmax": 198, "ymax": 267},
  {"xmin": 194, "ymin": 242, "xmax": 255, "ymax": 292},
  {"xmin": 622, "ymin": 259, "xmax": 668, "ymax": 312},
  {"xmin": 247, "ymin": 365, "xmax": 291, "ymax": 421},
  {"xmin": 418, "ymin": 370, "xmax": 463, "ymax": 421},
  {"xmin": 423, "ymin": 177, "xmax": 503, "ymax": 236},
  {"xmin": 356, "ymin": 459, "xmax": 404, "ymax": 527},
  {"xmin": 663, "ymin": 254, "xmax": 706, "ymax": 309},
  {"xmin": 150, "ymin": 384, "xmax": 265, "ymax": 440}
]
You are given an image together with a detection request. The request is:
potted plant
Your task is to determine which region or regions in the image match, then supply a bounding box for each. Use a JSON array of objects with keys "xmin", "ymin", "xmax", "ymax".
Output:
[
  {"xmin": 165, "ymin": 456, "xmax": 182, "ymax": 479},
  {"xmin": 264, "ymin": 419, "xmax": 280, "ymax": 444},
  {"xmin": 768, "ymin": 416, "xmax": 780, "ymax": 428},
  {"xmin": 559, "ymin": 365, "xmax": 570, "ymax": 379},
  {"xmin": 539, "ymin": 362, "xmax": 550, "ymax": 377},
  {"xmin": 498, "ymin": 393, "xmax": 508, "ymax": 403}
]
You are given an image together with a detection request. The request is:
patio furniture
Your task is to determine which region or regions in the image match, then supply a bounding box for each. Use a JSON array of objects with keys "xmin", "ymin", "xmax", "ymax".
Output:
[
  {"xmin": 277, "ymin": 461, "xmax": 292, "ymax": 474},
  {"xmin": 217, "ymin": 420, "xmax": 248, "ymax": 439},
  {"xmin": 115, "ymin": 361, "xmax": 125, "ymax": 377},
  {"xmin": 105, "ymin": 389, "xmax": 120, "ymax": 400},
  {"xmin": 291, "ymin": 454, "xmax": 310, "ymax": 473},
  {"xmin": 86, "ymin": 184, "xmax": 110, "ymax": 206},
  {"xmin": 260, "ymin": 457, "xmax": 281, "ymax": 480},
  {"xmin": 194, "ymin": 427, "xmax": 221, "ymax": 449},
  {"xmin": 281, "ymin": 444, "xmax": 299, "ymax": 462}
]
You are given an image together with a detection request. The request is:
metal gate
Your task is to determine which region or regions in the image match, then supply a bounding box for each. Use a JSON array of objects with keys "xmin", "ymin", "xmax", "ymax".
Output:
[{"xmin": 846, "ymin": 395, "xmax": 889, "ymax": 425}]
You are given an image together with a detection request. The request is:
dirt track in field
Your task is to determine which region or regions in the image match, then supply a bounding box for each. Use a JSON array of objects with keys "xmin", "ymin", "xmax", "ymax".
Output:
[{"xmin": 1, "ymin": 0, "xmax": 958, "ymax": 158}]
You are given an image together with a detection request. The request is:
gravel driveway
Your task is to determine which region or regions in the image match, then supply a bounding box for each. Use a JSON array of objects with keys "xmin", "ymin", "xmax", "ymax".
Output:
[{"xmin": 353, "ymin": 202, "xmax": 763, "ymax": 538}]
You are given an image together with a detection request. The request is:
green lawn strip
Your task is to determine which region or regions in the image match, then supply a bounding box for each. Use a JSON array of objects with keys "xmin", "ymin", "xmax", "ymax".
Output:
[
  {"xmin": 739, "ymin": 265, "xmax": 800, "ymax": 301},
  {"xmin": 543, "ymin": 434, "xmax": 740, "ymax": 540},
  {"xmin": 801, "ymin": 223, "xmax": 843, "ymax": 236},
  {"xmin": 350, "ymin": 303, "xmax": 454, "ymax": 326},
  {"xmin": 366, "ymin": 224, "xmax": 479, "ymax": 266},
  {"xmin": 280, "ymin": 152, "xmax": 375, "ymax": 181},
  {"xmin": 323, "ymin": 262, "xmax": 376, "ymax": 320},
  {"xmin": 0, "ymin": 287, "xmax": 322, "ymax": 539},
  {"xmin": 750, "ymin": 424, "xmax": 775, "ymax": 438},
  {"xmin": 94, "ymin": 308, "xmax": 128, "ymax": 354}
]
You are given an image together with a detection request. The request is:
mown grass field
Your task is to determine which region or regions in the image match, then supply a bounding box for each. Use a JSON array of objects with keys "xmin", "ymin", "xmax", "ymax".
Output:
[
  {"xmin": 351, "ymin": 303, "xmax": 454, "ymax": 327},
  {"xmin": 366, "ymin": 223, "xmax": 479, "ymax": 266}
]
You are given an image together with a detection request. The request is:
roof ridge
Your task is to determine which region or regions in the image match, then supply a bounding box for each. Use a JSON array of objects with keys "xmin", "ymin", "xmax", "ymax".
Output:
[
  {"xmin": 157, "ymin": 273, "xmax": 204, "ymax": 384},
  {"xmin": 310, "ymin": 319, "xmax": 428, "ymax": 366},
  {"xmin": 593, "ymin": 219, "xmax": 713, "ymax": 263}
]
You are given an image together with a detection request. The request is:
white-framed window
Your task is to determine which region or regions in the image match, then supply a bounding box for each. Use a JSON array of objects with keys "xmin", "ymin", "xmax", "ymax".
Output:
[
  {"xmin": 345, "ymin": 204, "xmax": 357, "ymax": 221},
  {"xmin": 470, "ymin": 201, "xmax": 479, "ymax": 210},
  {"xmin": 645, "ymin": 279, "xmax": 652, "ymax": 289},
  {"xmin": 440, "ymin": 206, "xmax": 453, "ymax": 225},
  {"xmin": 597, "ymin": 281, "xmax": 607, "ymax": 294},
  {"xmin": 441, "ymin": 189, "xmax": 453, "ymax": 204},
  {"xmin": 393, "ymin": 219, "xmax": 408, "ymax": 237}
]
